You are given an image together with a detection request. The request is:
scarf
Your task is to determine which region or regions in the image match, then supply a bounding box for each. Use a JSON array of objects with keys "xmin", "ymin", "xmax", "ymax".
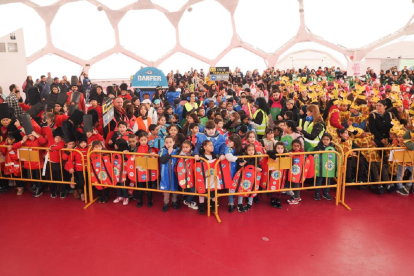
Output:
[
  {"xmin": 306, "ymin": 116, "xmax": 313, "ymax": 122},
  {"xmin": 115, "ymin": 106, "xmax": 125, "ymax": 117}
]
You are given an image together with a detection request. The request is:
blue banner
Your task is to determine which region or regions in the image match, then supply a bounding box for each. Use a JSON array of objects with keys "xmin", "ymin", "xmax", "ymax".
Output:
[{"xmin": 131, "ymin": 67, "xmax": 168, "ymax": 88}]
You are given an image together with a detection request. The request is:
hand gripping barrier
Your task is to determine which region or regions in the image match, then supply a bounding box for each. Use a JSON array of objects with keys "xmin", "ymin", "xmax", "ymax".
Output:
[
  {"xmin": 213, "ymin": 150, "xmax": 343, "ymax": 223},
  {"xmin": 0, "ymin": 145, "xmax": 88, "ymax": 204},
  {"xmin": 85, "ymin": 150, "xmax": 213, "ymax": 216},
  {"xmin": 340, "ymin": 147, "xmax": 414, "ymax": 211}
]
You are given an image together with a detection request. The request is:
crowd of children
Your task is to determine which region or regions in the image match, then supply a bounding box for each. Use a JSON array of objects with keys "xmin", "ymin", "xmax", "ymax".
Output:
[{"xmin": 2, "ymin": 65, "xmax": 414, "ymax": 216}]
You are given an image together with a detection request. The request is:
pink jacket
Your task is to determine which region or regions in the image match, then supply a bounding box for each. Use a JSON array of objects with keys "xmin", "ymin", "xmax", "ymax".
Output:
[{"xmin": 242, "ymin": 103, "xmax": 257, "ymax": 119}]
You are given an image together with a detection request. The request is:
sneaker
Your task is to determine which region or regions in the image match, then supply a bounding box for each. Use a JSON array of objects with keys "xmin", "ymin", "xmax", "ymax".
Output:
[
  {"xmin": 237, "ymin": 204, "xmax": 245, "ymax": 212},
  {"xmin": 287, "ymin": 198, "xmax": 299, "ymax": 205},
  {"xmin": 314, "ymin": 194, "xmax": 321, "ymax": 201},
  {"xmin": 17, "ymin": 188, "xmax": 24, "ymax": 196},
  {"xmin": 147, "ymin": 200, "xmax": 153, "ymax": 208},
  {"xmin": 397, "ymin": 187, "xmax": 409, "ymax": 196},
  {"xmin": 322, "ymin": 193, "xmax": 332, "ymax": 201},
  {"xmin": 81, "ymin": 194, "xmax": 85, "ymax": 202},
  {"xmin": 172, "ymin": 202, "xmax": 179, "ymax": 210},
  {"xmin": 136, "ymin": 199, "xmax": 143, "ymax": 208},
  {"xmin": 199, "ymin": 203, "xmax": 206, "ymax": 215},
  {"xmin": 188, "ymin": 202, "xmax": 198, "ymax": 210},
  {"xmin": 270, "ymin": 198, "xmax": 277, "ymax": 207},
  {"xmin": 73, "ymin": 189, "xmax": 80, "ymax": 199},
  {"xmin": 123, "ymin": 198, "xmax": 129, "ymax": 205},
  {"xmin": 275, "ymin": 198, "xmax": 282, "ymax": 209},
  {"xmin": 244, "ymin": 204, "xmax": 252, "ymax": 211},
  {"xmin": 60, "ymin": 191, "xmax": 67, "ymax": 199},
  {"xmin": 297, "ymin": 197, "xmax": 302, "ymax": 202},
  {"xmin": 183, "ymin": 200, "xmax": 190, "ymax": 206},
  {"xmin": 113, "ymin": 197, "xmax": 123, "ymax": 203},
  {"xmin": 162, "ymin": 204, "xmax": 169, "ymax": 212},
  {"xmin": 30, "ymin": 185, "xmax": 37, "ymax": 193},
  {"xmin": 377, "ymin": 186, "xmax": 384, "ymax": 195},
  {"xmin": 51, "ymin": 192, "xmax": 57, "ymax": 199},
  {"xmin": 228, "ymin": 204, "xmax": 234, "ymax": 213},
  {"xmin": 33, "ymin": 188, "xmax": 43, "ymax": 198}
]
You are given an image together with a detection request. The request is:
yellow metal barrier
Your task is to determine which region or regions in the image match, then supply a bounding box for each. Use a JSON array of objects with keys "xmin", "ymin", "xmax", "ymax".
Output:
[
  {"xmin": 340, "ymin": 147, "xmax": 414, "ymax": 211},
  {"xmin": 85, "ymin": 150, "xmax": 213, "ymax": 216},
  {"xmin": 213, "ymin": 150, "xmax": 343, "ymax": 223},
  {"xmin": 0, "ymin": 145, "xmax": 88, "ymax": 204}
]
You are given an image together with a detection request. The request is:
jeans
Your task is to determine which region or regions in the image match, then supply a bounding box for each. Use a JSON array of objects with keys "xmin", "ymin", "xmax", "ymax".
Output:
[
  {"xmin": 238, "ymin": 196, "xmax": 253, "ymax": 205},
  {"xmin": 185, "ymin": 186, "xmax": 195, "ymax": 203},
  {"xmin": 315, "ymin": 177, "xmax": 331, "ymax": 195},
  {"xmin": 116, "ymin": 183, "xmax": 129, "ymax": 198},
  {"xmin": 396, "ymin": 165, "xmax": 413, "ymax": 189}
]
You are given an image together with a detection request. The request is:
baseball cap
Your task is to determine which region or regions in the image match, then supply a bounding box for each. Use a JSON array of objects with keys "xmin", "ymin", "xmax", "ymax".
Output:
[{"xmin": 142, "ymin": 99, "xmax": 151, "ymax": 104}]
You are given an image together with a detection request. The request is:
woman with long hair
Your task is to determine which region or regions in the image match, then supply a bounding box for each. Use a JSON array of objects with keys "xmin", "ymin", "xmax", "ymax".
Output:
[
  {"xmin": 134, "ymin": 104, "xmax": 152, "ymax": 132},
  {"xmin": 297, "ymin": 104, "xmax": 326, "ymax": 151}
]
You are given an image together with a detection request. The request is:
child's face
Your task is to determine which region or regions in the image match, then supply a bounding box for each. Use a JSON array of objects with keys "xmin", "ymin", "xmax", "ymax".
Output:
[
  {"xmin": 276, "ymin": 145, "xmax": 285, "ymax": 154},
  {"xmin": 67, "ymin": 141, "xmax": 75, "ymax": 148},
  {"xmin": 209, "ymin": 102, "xmax": 214, "ymax": 108},
  {"xmin": 397, "ymin": 135, "xmax": 404, "ymax": 143},
  {"xmin": 171, "ymin": 116, "xmax": 177, "ymax": 123},
  {"xmin": 248, "ymin": 133, "xmax": 256, "ymax": 143},
  {"xmin": 340, "ymin": 131, "xmax": 349, "ymax": 140},
  {"xmin": 266, "ymin": 132, "xmax": 274, "ymax": 140},
  {"xmin": 159, "ymin": 117, "xmax": 166, "ymax": 125},
  {"xmin": 322, "ymin": 137, "xmax": 331, "ymax": 146},
  {"xmin": 167, "ymin": 108, "xmax": 173, "ymax": 114},
  {"xmin": 139, "ymin": 136, "xmax": 148, "ymax": 146},
  {"xmin": 165, "ymin": 138, "xmax": 174, "ymax": 148},
  {"xmin": 191, "ymin": 126, "xmax": 199, "ymax": 134},
  {"xmin": 247, "ymin": 147, "xmax": 255, "ymax": 155},
  {"xmin": 168, "ymin": 127, "xmax": 178, "ymax": 137},
  {"xmin": 90, "ymin": 100, "xmax": 97, "ymax": 107},
  {"xmin": 238, "ymin": 131, "xmax": 245, "ymax": 137},
  {"xmin": 227, "ymin": 105, "xmax": 233, "ymax": 112},
  {"xmin": 54, "ymin": 136, "xmax": 62, "ymax": 143},
  {"xmin": 129, "ymin": 138, "xmax": 137, "ymax": 147},
  {"xmin": 198, "ymin": 109, "xmax": 205, "ymax": 116},
  {"xmin": 292, "ymin": 142, "xmax": 301, "ymax": 151},
  {"xmin": 279, "ymin": 123, "xmax": 286, "ymax": 130},
  {"xmin": 204, "ymin": 142, "xmax": 214, "ymax": 153},
  {"xmin": 86, "ymin": 131, "xmax": 92, "ymax": 138},
  {"xmin": 217, "ymin": 122, "xmax": 224, "ymax": 129},
  {"xmin": 274, "ymin": 129, "xmax": 280, "ymax": 136},
  {"xmin": 187, "ymin": 116, "xmax": 194, "ymax": 124},
  {"xmin": 182, "ymin": 143, "xmax": 191, "ymax": 154},
  {"xmin": 6, "ymin": 138, "xmax": 14, "ymax": 145},
  {"xmin": 118, "ymin": 125, "xmax": 127, "ymax": 134},
  {"xmin": 150, "ymin": 129, "xmax": 158, "ymax": 136},
  {"xmin": 206, "ymin": 128, "xmax": 215, "ymax": 136},
  {"xmin": 227, "ymin": 140, "xmax": 234, "ymax": 148},
  {"xmin": 28, "ymin": 135, "xmax": 36, "ymax": 141},
  {"xmin": 243, "ymin": 117, "xmax": 249, "ymax": 124},
  {"xmin": 79, "ymin": 141, "xmax": 87, "ymax": 148},
  {"xmin": 340, "ymin": 104, "xmax": 348, "ymax": 111},
  {"xmin": 93, "ymin": 144, "xmax": 102, "ymax": 151}
]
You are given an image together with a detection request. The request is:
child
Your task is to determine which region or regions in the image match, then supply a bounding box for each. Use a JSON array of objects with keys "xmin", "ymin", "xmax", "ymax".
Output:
[
  {"xmin": 112, "ymin": 139, "xmax": 130, "ymax": 205},
  {"xmin": 47, "ymin": 127, "xmax": 66, "ymax": 198},
  {"xmin": 313, "ymin": 133, "xmax": 336, "ymax": 201},
  {"xmin": 167, "ymin": 124, "xmax": 180, "ymax": 139},
  {"xmin": 135, "ymin": 132, "xmax": 158, "ymax": 208},
  {"xmin": 287, "ymin": 139, "xmax": 305, "ymax": 205},
  {"xmin": 242, "ymin": 131, "xmax": 264, "ymax": 155},
  {"xmin": 193, "ymin": 120, "xmax": 226, "ymax": 161},
  {"xmin": 178, "ymin": 140, "xmax": 198, "ymax": 210},
  {"xmin": 159, "ymin": 136, "xmax": 179, "ymax": 212},
  {"xmin": 91, "ymin": 141, "xmax": 110, "ymax": 203},
  {"xmin": 148, "ymin": 124, "xmax": 158, "ymax": 142},
  {"xmin": 261, "ymin": 127, "xmax": 277, "ymax": 152},
  {"xmin": 281, "ymin": 120, "xmax": 304, "ymax": 150},
  {"xmin": 107, "ymin": 121, "xmax": 132, "ymax": 148},
  {"xmin": 225, "ymin": 134, "xmax": 243, "ymax": 213},
  {"xmin": 2, "ymin": 134, "xmax": 25, "ymax": 195},
  {"xmin": 267, "ymin": 142, "xmax": 288, "ymax": 209},
  {"xmin": 86, "ymin": 129, "xmax": 104, "ymax": 146},
  {"xmin": 223, "ymin": 112, "xmax": 240, "ymax": 134},
  {"xmin": 188, "ymin": 123, "xmax": 199, "ymax": 146},
  {"xmin": 214, "ymin": 118, "xmax": 225, "ymax": 135},
  {"xmin": 157, "ymin": 115, "xmax": 168, "ymax": 138},
  {"xmin": 236, "ymin": 144, "xmax": 262, "ymax": 212},
  {"xmin": 198, "ymin": 107, "xmax": 208, "ymax": 126}
]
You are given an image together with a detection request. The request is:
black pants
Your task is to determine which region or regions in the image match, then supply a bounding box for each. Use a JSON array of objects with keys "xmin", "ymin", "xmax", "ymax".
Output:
[
  {"xmin": 48, "ymin": 163, "xmax": 66, "ymax": 194},
  {"xmin": 97, "ymin": 188, "xmax": 109, "ymax": 199},
  {"xmin": 136, "ymin": 181, "xmax": 153, "ymax": 202},
  {"xmin": 75, "ymin": 171, "xmax": 87, "ymax": 190}
]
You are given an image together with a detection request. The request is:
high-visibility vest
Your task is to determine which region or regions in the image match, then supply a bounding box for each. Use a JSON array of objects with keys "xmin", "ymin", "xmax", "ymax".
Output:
[
  {"xmin": 253, "ymin": 109, "xmax": 268, "ymax": 135},
  {"xmin": 184, "ymin": 102, "xmax": 198, "ymax": 113}
]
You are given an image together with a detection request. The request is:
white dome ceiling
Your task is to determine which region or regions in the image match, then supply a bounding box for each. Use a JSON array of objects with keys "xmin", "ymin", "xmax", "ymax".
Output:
[{"xmin": 1, "ymin": 0, "xmax": 413, "ymax": 79}]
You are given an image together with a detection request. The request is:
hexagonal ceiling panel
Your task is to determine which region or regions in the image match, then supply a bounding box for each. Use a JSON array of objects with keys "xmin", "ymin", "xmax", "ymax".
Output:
[
  {"xmin": 0, "ymin": 3, "xmax": 46, "ymax": 57},
  {"xmin": 235, "ymin": 0, "xmax": 300, "ymax": 53},
  {"xmin": 119, "ymin": 9, "xmax": 176, "ymax": 62},
  {"xmin": 151, "ymin": 0, "xmax": 189, "ymax": 12},
  {"xmin": 89, "ymin": 53, "xmax": 145, "ymax": 79},
  {"xmin": 27, "ymin": 54, "xmax": 82, "ymax": 80},
  {"xmin": 305, "ymin": 0, "xmax": 414, "ymax": 48},
  {"xmin": 158, "ymin": 52, "xmax": 210, "ymax": 75},
  {"xmin": 216, "ymin": 47, "xmax": 267, "ymax": 73},
  {"xmin": 29, "ymin": 0, "xmax": 60, "ymax": 6},
  {"xmin": 51, "ymin": 1, "xmax": 115, "ymax": 60},
  {"xmin": 278, "ymin": 42, "xmax": 347, "ymax": 67},
  {"xmin": 179, "ymin": 0, "xmax": 232, "ymax": 59},
  {"xmin": 96, "ymin": 0, "xmax": 138, "ymax": 10}
]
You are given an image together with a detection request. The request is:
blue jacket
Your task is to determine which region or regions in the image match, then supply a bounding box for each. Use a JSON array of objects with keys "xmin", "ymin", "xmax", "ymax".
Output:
[
  {"xmin": 193, "ymin": 130, "xmax": 226, "ymax": 156},
  {"xmin": 159, "ymin": 147, "xmax": 178, "ymax": 191},
  {"xmin": 224, "ymin": 146, "xmax": 238, "ymax": 178}
]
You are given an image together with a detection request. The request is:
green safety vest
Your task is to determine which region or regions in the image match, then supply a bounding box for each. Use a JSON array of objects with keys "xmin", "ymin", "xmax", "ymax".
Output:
[
  {"xmin": 314, "ymin": 146, "xmax": 338, "ymax": 177},
  {"xmin": 253, "ymin": 109, "xmax": 269, "ymax": 135},
  {"xmin": 303, "ymin": 121, "xmax": 325, "ymax": 152}
]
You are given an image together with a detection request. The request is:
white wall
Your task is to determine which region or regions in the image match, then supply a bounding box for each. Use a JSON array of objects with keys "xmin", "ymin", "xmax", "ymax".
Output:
[
  {"xmin": 365, "ymin": 42, "xmax": 414, "ymax": 59},
  {"xmin": 275, "ymin": 50, "xmax": 344, "ymax": 71},
  {"xmin": 0, "ymin": 28, "xmax": 27, "ymax": 98}
]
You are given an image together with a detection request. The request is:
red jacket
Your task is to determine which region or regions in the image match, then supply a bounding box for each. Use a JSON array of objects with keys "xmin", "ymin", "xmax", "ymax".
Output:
[
  {"xmin": 66, "ymin": 90, "xmax": 85, "ymax": 112},
  {"xmin": 63, "ymin": 146, "xmax": 89, "ymax": 172},
  {"xmin": 119, "ymin": 94, "xmax": 132, "ymax": 101},
  {"xmin": 328, "ymin": 105, "xmax": 344, "ymax": 130},
  {"xmin": 49, "ymin": 141, "xmax": 65, "ymax": 163},
  {"xmin": 87, "ymin": 133, "xmax": 104, "ymax": 145},
  {"xmin": 55, "ymin": 114, "xmax": 69, "ymax": 127}
]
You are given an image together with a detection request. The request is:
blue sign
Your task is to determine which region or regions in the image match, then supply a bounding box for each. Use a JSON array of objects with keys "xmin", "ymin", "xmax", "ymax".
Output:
[{"xmin": 131, "ymin": 67, "xmax": 168, "ymax": 88}]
